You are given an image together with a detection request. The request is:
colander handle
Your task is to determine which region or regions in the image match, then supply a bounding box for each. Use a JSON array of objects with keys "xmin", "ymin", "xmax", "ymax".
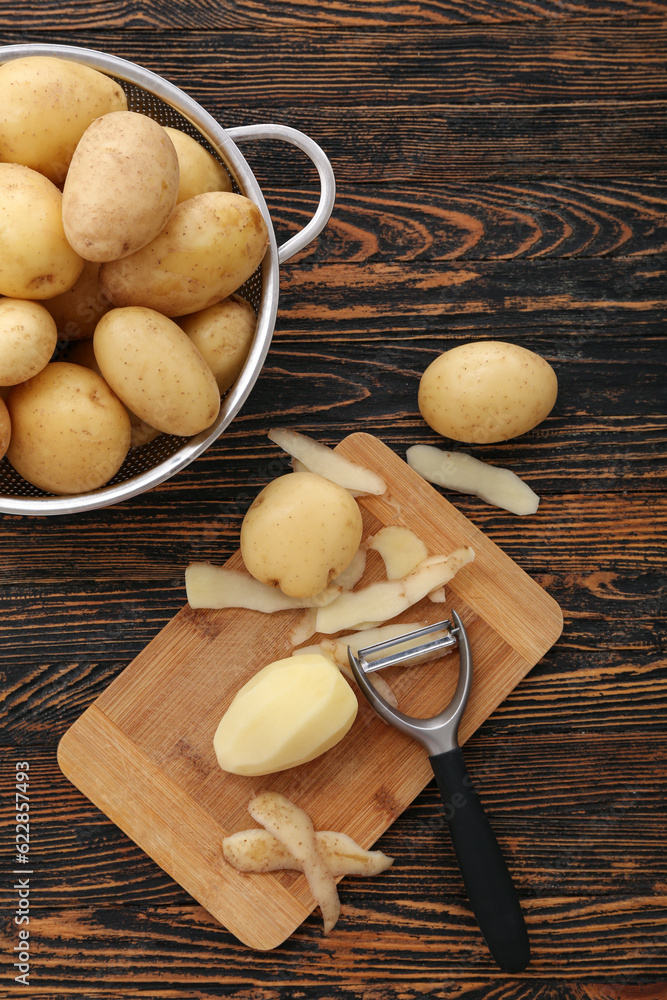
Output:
[{"xmin": 225, "ymin": 124, "xmax": 336, "ymax": 266}]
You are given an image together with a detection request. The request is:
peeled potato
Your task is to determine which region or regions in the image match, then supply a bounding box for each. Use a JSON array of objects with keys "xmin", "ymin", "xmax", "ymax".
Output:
[
  {"xmin": 214, "ymin": 653, "xmax": 358, "ymax": 776},
  {"xmin": 419, "ymin": 340, "xmax": 558, "ymax": 443}
]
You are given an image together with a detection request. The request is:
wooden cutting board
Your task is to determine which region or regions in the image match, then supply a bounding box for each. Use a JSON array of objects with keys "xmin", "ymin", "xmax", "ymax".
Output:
[{"xmin": 58, "ymin": 432, "xmax": 563, "ymax": 950}]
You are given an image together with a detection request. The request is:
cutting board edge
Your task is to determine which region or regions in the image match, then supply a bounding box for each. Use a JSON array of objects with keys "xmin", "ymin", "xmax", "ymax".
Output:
[{"xmin": 57, "ymin": 705, "xmax": 313, "ymax": 951}]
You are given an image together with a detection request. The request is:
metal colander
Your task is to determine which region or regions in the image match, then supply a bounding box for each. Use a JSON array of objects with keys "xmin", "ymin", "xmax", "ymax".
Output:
[{"xmin": 0, "ymin": 43, "xmax": 335, "ymax": 516}]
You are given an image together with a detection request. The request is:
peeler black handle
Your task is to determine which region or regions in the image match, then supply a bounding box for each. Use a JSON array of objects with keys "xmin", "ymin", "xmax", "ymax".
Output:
[{"xmin": 429, "ymin": 746, "xmax": 530, "ymax": 973}]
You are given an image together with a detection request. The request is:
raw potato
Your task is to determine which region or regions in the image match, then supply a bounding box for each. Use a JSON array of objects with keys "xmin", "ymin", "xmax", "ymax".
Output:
[
  {"xmin": 419, "ymin": 340, "xmax": 558, "ymax": 443},
  {"xmin": 213, "ymin": 654, "xmax": 358, "ymax": 776},
  {"xmin": 43, "ymin": 260, "xmax": 112, "ymax": 342},
  {"xmin": 0, "ymin": 396, "xmax": 9, "ymax": 460},
  {"xmin": 247, "ymin": 792, "xmax": 341, "ymax": 934},
  {"xmin": 407, "ymin": 444, "xmax": 540, "ymax": 516},
  {"xmin": 164, "ymin": 126, "xmax": 232, "ymax": 203},
  {"xmin": 240, "ymin": 472, "xmax": 364, "ymax": 599},
  {"xmin": 315, "ymin": 547, "xmax": 475, "ymax": 634},
  {"xmin": 179, "ymin": 295, "xmax": 256, "ymax": 393},
  {"xmin": 63, "ymin": 111, "xmax": 180, "ymax": 262},
  {"xmin": 6, "ymin": 362, "xmax": 131, "ymax": 494},
  {"xmin": 66, "ymin": 339, "xmax": 160, "ymax": 450},
  {"xmin": 367, "ymin": 525, "xmax": 428, "ymax": 579},
  {"xmin": 99, "ymin": 191, "xmax": 269, "ymax": 317},
  {"xmin": 93, "ymin": 306, "xmax": 220, "ymax": 436},
  {"xmin": 223, "ymin": 827, "xmax": 393, "ymax": 878},
  {"xmin": 185, "ymin": 563, "xmax": 341, "ymax": 611},
  {"xmin": 269, "ymin": 427, "xmax": 387, "ymax": 495},
  {"xmin": 0, "ymin": 55, "xmax": 127, "ymax": 185},
  {"xmin": 0, "ymin": 298, "xmax": 58, "ymax": 386},
  {"xmin": 0, "ymin": 163, "xmax": 84, "ymax": 299}
]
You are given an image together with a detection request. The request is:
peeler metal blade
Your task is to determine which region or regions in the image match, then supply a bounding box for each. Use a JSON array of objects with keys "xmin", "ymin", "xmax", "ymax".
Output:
[{"xmin": 348, "ymin": 610, "xmax": 530, "ymax": 974}]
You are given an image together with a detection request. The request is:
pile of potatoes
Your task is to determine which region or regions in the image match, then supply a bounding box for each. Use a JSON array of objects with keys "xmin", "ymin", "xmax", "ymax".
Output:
[{"xmin": 0, "ymin": 55, "xmax": 269, "ymax": 496}]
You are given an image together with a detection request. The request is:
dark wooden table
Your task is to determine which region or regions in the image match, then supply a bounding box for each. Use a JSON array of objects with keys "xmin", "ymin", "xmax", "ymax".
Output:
[{"xmin": 0, "ymin": 3, "xmax": 665, "ymax": 998}]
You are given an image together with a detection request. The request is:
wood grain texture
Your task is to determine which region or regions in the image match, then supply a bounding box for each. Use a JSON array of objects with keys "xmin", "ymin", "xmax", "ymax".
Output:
[
  {"xmin": 3, "ymin": 26, "xmax": 667, "ymax": 102},
  {"xmin": 0, "ymin": 1, "xmax": 665, "ymax": 30},
  {"xmin": 0, "ymin": 3, "xmax": 664, "ymax": 995}
]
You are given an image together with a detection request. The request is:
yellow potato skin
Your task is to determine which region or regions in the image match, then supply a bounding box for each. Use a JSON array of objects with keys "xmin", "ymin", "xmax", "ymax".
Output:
[
  {"xmin": 67, "ymin": 338, "xmax": 161, "ymax": 451},
  {"xmin": 419, "ymin": 340, "xmax": 558, "ymax": 443},
  {"xmin": 62, "ymin": 111, "xmax": 180, "ymax": 263},
  {"xmin": 42, "ymin": 260, "xmax": 112, "ymax": 342},
  {"xmin": 93, "ymin": 306, "xmax": 221, "ymax": 436},
  {"xmin": 99, "ymin": 191, "xmax": 269, "ymax": 317},
  {"xmin": 0, "ymin": 163, "xmax": 85, "ymax": 299},
  {"xmin": 6, "ymin": 362, "xmax": 131, "ymax": 494},
  {"xmin": 0, "ymin": 56, "xmax": 127, "ymax": 185},
  {"xmin": 0, "ymin": 396, "xmax": 10, "ymax": 460},
  {"xmin": 0, "ymin": 298, "xmax": 58, "ymax": 386},
  {"xmin": 240, "ymin": 471, "xmax": 364, "ymax": 598},
  {"xmin": 179, "ymin": 294, "xmax": 256, "ymax": 393},
  {"xmin": 164, "ymin": 127, "xmax": 232, "ymax": 203}
]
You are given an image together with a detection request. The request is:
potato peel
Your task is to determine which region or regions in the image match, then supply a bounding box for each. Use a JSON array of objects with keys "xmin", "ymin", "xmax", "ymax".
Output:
[
  {"xmin": 247, "ymin": 791, "xmax": 340, "ymax": 933},
  {"xmin": 223, "ymin": 827, "xmax": 393, "ymax": 878},
  {"xmin": 269, "ymin": 426, "xmax": 387, "ymax": 496},
  {"xmin": 332, "ymin": 542, "xmax": 367, "ymax": 590},
  {"xmin": 185, "ymin": 563, "xmax": 341, "ymax": 611},
  {"xmin": 367, "ymin": 526, "xmax": 428, "ymax": 580},
  {"xmin": 315, "ymin": 547, "xmax": 475, "ymax": 634},
  {"xmin": 407, "ymin": 444, "xmax": 539, "ymax": 516}
]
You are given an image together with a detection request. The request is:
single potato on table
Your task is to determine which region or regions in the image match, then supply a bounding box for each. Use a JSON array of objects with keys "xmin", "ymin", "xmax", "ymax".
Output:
[
  {"xmin": 0, "ymin": 55, "xmax": 127, "ymax": 185},
  {"xmin": 62, "ymin": 111, "xmax": 180, "ymax": 263},
  {"xmin": 0, "ymin": 163, "xmax": 84, "ymax": 299},
  {"xmin": 163, "ymin": 126, "xmax": 232, "ymax": 203},
  {"xmin": 93, "ymin": 306, "xmax": 221, "ymax": 436},
  {"xmin": 6, "ymin": 362, "xmax": 131, "ymax": 494},
  {"xmin": 240, "ymin": 471, "xmax": 364, "ymax": 599},
  {"xmin": 419, "ymin": 340, "xmax": 558, "ymax": 443},
  {"xmin": 99, "ymin": 191, "xmax": 269, "ymax": 317},
  {"xmin": 0, "ymin": 298, "xmax": 58, "ymax": 386}
]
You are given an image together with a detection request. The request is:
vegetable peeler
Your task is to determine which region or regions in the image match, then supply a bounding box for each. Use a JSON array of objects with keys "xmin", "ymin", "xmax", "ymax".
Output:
[{"xmin": 348, "ymin": 611, "xmax": 530, "ymax": 973}]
